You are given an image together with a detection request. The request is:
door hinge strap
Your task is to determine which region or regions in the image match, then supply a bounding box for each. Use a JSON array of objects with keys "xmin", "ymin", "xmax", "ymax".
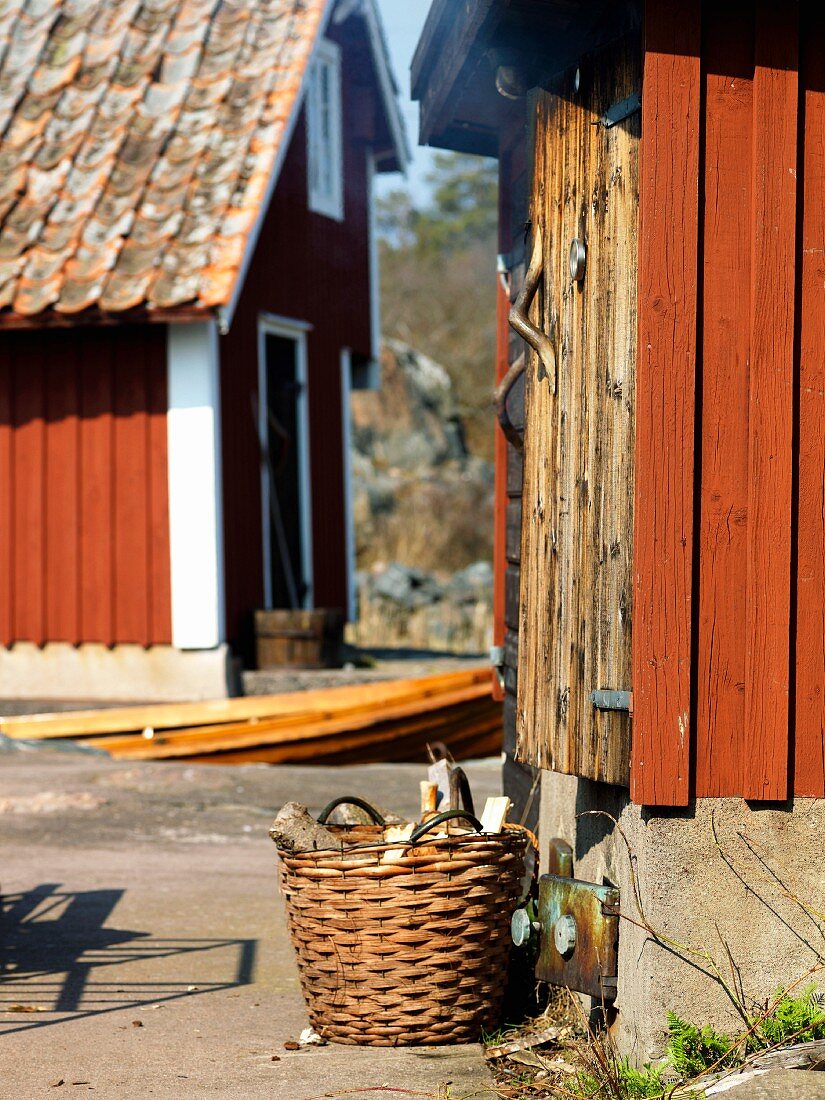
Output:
[
  {"xmin": 590, "ymin": 689, "xmax": 632, "ymax": 712},
  {"xmin": 598, "ymin": 92, "xmax": 641, "ymax": 129}
]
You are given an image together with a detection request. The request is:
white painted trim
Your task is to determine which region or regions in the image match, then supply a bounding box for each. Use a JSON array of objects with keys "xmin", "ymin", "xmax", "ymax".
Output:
[
  {"xmin": 340, "ymin": 348, "xmax": 357, "ymax": 622},
  {"xmin": 366, "ymin": 148, "xmax": 380, "ymax": 365},
  {"xmin": 167, "ymin": 322, "xmax": 225, "ymax": 649},
  {"xmin": 306, "ymin": 37, "xmax": 345, "ymax": 221},
  {"xmin": 258, "ymin": 315, "xmax": 314, "ymax": 611}
]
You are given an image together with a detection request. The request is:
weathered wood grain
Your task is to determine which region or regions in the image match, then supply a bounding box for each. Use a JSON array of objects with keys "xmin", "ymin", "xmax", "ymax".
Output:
[
  {"xmin": 631, "ymin": 1, "xmax": 701, "ymax": 805},
  {"xmin": 743, "ymin": 0, "xmax": 798, "ymax": 801},
  {"xmin": 516, "ymin": 36, "xmax": 639, "ymax": 785},
  {"xmin": 794, "ymin": 3, "xmax": 825, "ymax": 797}
]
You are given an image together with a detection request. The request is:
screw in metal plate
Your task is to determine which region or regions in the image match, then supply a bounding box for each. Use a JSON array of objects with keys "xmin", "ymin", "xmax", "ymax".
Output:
[
  {"xmin": 554, "ymin": 913, "xmax": 577, "ymax": 957},
  {"xmin": 569, "ymin": 238, "xmax": 586, "ymax": 282}
]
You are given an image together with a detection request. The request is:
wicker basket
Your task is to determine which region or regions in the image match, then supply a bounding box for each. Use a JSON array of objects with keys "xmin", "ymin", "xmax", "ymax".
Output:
[{"xmin": 276, "ymin": 798, "xmax": 528, "ymax": 1045}]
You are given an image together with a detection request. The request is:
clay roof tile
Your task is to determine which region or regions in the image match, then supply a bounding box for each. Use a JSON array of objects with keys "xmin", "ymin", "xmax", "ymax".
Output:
[{"xmin": 0, "ymin": 0, "xmax": 329, "ymax": 320}]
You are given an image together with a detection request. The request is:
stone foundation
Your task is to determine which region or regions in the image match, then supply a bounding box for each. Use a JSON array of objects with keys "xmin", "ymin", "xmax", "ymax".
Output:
[
  {"xmin": 539, "ymin": 771, "xmax": 825, "ymax": 1062},
  {"xmin": 0, "ymin": 643, "xmax": 236, "ymax": 702}
]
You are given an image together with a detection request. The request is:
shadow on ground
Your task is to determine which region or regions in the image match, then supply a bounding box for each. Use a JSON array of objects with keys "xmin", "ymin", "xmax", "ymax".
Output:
[{"xmin": 0, "ymin": 883, "xmax": 256, "ymax": 1036}]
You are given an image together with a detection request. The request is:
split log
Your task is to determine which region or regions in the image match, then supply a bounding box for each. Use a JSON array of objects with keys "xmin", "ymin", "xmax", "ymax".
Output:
[{"xmin": 269, "ymin": 802, "xmax": 338, "ymax": 853}]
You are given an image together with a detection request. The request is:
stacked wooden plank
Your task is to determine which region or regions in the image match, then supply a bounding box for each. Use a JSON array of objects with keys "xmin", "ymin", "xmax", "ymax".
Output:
[{"xmin": 0, "ymin": 669, "xmax": 502, "ymax": 766}]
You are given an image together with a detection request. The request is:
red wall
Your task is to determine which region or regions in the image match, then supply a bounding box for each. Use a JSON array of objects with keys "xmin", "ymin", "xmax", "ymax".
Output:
[
  {"xmin": 0, "ymin": 324, "xmax": 171, "ymax": 648},
  {"xmin": 632, "ymin": 0, "xmax": 825, "ymax": 804},
  {"xmin": 220, "ymin": 23, "xmax": 375, "ymax": 660}
]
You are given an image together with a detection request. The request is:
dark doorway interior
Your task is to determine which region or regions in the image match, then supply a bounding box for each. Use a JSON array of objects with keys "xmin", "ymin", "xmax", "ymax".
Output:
[{"xmin": 264, "ymin": 332, "xmax": 308, "ymax": 610}]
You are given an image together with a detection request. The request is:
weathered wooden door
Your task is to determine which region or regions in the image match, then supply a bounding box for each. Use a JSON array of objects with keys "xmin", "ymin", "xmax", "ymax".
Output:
[{"xmin": 515, "ymin": 37, "xmax": 640, "ymax": 785}]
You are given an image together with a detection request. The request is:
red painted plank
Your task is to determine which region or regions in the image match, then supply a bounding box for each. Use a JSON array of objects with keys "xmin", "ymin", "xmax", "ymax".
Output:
[
  {"xmin": 12, "ymin": 340, "xmax": 45, "ymax": 643},
  {"xmin": 113, "ymin": 330, "xmax": 150, "ymax": 645},
  {"xmin": 631, "ymin": 0, "xmax": 701, "ymax": 806},
  {"xmin": 147, "ymin": 330, "xmax": 172, "ymax": 645},
  {"xmin": 491, "ymin": 280, "xmax": 509, "ymax": 702},
  {"xmin": 743, "ymin": 1, "xmax": 798, "ymax": 801},
  {"xmin": 0, "ymin": 348, "xmax": 11, "ymax": 645},
  {"xmin": 794, "ymin": 7, "xmax": 825, "ymax": 797},
  {"xmin": 694, "ymin": 5, "xmax": 754, "ymax": 796},
  {"xmin": 79, "ymin": 344, "xmax": 114, "ymax": 645},
  {"xmin": 45, "ymin": 332, "xmax": 80, "ymax": 641}
]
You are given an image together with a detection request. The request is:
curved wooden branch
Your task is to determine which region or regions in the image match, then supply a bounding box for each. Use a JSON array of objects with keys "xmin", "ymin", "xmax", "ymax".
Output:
[{"xmin": 508, "ymin": 225, "xmax": 556, "ymax": 392}]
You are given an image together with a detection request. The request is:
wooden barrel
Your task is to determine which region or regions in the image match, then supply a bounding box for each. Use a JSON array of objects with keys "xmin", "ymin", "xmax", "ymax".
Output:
[{"xmin": 254, "ymin": 609, "xmax": 344, "ymax": 670}]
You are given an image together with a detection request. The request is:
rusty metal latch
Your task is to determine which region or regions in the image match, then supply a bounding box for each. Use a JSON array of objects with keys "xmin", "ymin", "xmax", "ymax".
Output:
[
  {"xmin": 535, "ymin": 873, "xmax": 620, "ymax": 1001},
  {"xmin": 508, "ymin": 226, "xmax": 556, "ymax": 392}
]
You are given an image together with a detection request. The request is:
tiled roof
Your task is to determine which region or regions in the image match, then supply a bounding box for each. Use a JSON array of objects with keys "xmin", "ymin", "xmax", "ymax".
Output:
[{"xmin": 0, "ymin": 0, "xmax": 328, "ymax": 320}]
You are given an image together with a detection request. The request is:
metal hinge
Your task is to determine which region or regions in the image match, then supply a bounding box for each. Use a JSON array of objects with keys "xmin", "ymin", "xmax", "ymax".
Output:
[
  {"xmin": 598, "ymin": 92, "xmax": 641, "ymax": 129},
  {"xmin": 590, "ymin": 689, "xmax": 632, "ymax": 712}
]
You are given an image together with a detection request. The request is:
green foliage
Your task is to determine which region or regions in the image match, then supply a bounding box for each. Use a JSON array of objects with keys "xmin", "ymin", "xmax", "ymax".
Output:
[
  {"xmin": 576, "ymin": 1057, "xmax": 666, "ymax": 1099},
  {"xmin": 665, "ymin": 986, "xmax": 825, "ymax": 1080},
  {"xmin": 666, "ymin": 1012, "xmax": 737, "ymax": 1078},
  {"xmin": 750, "ymin": 985, "xmax": 825, "ymax": 1050},
  {"xmin": 377, "ymin": 153, "xmax": 498, "ymax": 257}
]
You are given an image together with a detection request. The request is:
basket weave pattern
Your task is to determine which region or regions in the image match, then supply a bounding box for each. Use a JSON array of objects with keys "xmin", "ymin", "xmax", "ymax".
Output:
[{"xmin": 278, "ymin": 829, "xmax": 527, "ymax": 1045}]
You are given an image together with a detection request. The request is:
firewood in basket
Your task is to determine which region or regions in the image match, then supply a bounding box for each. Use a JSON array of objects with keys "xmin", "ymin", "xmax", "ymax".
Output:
[{"xmin": 269, "ymin": 802, "xmax": 339, "ymax": 852}]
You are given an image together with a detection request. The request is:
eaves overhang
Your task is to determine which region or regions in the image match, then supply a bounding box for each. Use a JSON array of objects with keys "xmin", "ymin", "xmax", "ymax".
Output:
[{"xmin": 411, "ymin": 0, "xmax": 639, "ymax": 158}]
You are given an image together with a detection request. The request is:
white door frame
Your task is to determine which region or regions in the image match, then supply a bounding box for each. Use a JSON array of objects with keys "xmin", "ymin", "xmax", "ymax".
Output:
[
  {"xmin": 167, "ymin": 321, "xmax": 225, "ymax": 649},
  {"xmin": 340, "ymin": 348, "xmax": 357, "ymax": 622},
  {"xmin": 257, "ymin": 313, "xmax": 314, "ymax": 610}
]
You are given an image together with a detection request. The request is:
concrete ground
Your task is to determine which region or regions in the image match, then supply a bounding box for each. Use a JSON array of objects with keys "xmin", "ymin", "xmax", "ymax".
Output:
[{"xmin": 0, "ymin": 745, "xmax": 501, "ymax": 1099}]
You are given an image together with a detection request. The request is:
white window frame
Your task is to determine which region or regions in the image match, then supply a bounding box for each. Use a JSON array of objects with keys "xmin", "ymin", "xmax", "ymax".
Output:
[
  {"xmin": 258, "ymin": 313, "xmax": 314, "ymax": 611},
  {"xmin": 306, "ymin": 38, "xmax": 344, "ymax": 221}
]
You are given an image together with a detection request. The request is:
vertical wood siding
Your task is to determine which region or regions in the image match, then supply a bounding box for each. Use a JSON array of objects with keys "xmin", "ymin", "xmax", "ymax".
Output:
[
  {"xmin": 0, "ymin": 325, "xmax": 171, "ymax": 648},
  {"xmin": 634, "ymin": 0, "xmax": 823, "ymax": 803},
  {"xmin": 631, "ymin": 2, "xmax": 701, "ymax": 805},
  {"xmin": 743, "ymin": 5, "xmax": 798, "ymax": 799},
  {"xmin": 694, "ymin": 2, "xmax": 753, "ymax": 797},
  {"xmin": 795, "ymin": 7, "xmax": 825, "ymax": 797}
]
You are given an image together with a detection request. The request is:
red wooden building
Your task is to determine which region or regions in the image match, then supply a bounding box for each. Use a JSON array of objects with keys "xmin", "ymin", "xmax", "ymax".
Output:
[
  {"xmin": 415, "ymin": 0, "xmax": 825, "ymax": 1056},
  {"xmin": 0, "ymin": 0, "xmax": 407, "ymax": 699}
]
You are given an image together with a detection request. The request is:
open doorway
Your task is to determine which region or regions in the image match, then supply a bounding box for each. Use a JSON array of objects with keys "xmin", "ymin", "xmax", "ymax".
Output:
[{"xmin": 257, "ymin": 315, "xmax": 313, "ymax": 611}]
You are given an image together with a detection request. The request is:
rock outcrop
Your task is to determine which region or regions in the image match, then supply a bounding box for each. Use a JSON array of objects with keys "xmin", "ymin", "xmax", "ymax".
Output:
[{"xmin": 349, "ymin": 341, "xmax": 495, "ymax": 655}]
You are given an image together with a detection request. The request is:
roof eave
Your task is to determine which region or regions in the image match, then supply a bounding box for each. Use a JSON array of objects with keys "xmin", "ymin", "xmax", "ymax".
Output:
[
  {"xmin": 411, "ymin": 0, "xmax": 640, "ymax": 157},
  {"xmin": 360, "ymin": 0, "xmax": 411, "ymax": 174},
  {"xmin": 0, "ymin": 305, "xmax": 217, "ymax": 330}
]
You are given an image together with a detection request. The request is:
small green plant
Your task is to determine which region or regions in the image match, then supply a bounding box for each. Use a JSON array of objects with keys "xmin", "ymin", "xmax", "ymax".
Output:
[
  {"xmin": 750, "ymin": 984, "xmax": 825, "ymax": 1050},
  {"xmin": 665, "ymin": 1012, "xmax": 737, "ymax": 1078},
  {"xmin": 576, "ymin": 1057, "xmax": 665, "ymax": 1099}
]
